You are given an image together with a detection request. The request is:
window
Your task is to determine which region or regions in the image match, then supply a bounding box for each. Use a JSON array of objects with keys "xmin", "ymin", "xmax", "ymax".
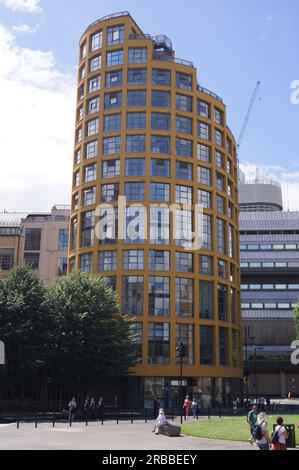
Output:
[
  {"xmin": 201, "ymin": 214, "xmax": 213, "ymax": 250},
  {"xmin": 83, "ymin": 187, "xmax": 96, "ymax": 206},
  {"xmin": 25, "ymin": 228, "xmax": 41, "ymax": 251},
  {"xmin": 0, "ymin": 248, "xmax": 14, "ymax": 271},
  {"xmin": 122, "ymin": 276, "xmax": 144, "ymax": 315},
  {"xmin": 215, "ymin": 129, "xmax": 223, "ymax": 147},
  {"xmin": 78, "ymin": 107, "xmax": 83, "ymax": 121},
  {"xmin": 151, "ymin": 158, "xmax": 170, "ymax": 177},
  {"xmin": 226, "ymin": 139, "xmax": 232, "ymax": 154},
  {"xmin": 89, "ymin": 76, "xmax": 100, "ymax": 93},
  {"xmin": 151, "ymin": 113, "xmax": 170, "ymax": 130},
  {"xmin": 150, "ymin": 206, "xmax": 170, "ymax": 245},
  {"xmin": 91, "ymin": 31, "xmax": 103, "ymax": 51},
  {"xmin": 75, "ymin": 149, "xmax": 81, "ymax": 165},
  {"xmin": 217, "ymin": 195, "xmax": 226, "ymax": 214},
  {"xmin": 175, "ymin": 209, "xmax": 193, "ymax": 248},
  {"xmin": 98, "ymin": 208, "xmax": 118, "ymax": 245},
  {"xmin": 127, "ymin": 112, "xmax": 146, "ymax": 130},
  {"xmin": 200, "ymin": 281, "xmax": 213, "ymax": 319},
  {"xmin": 90, "ymin": 55, "xmax": 101, "ymax": 72},
  {"xmin": 74, "ymin": 171, "xmax": 80, "ymax": 188},
  {"xmin": 130, "ymin": 323, "xmax": 143, "ymax": 362},
  {"xmin": 152, "ymin": 90, "xmax": 170, "ymax": 108},
  {"xmin": 149, "ymin": 250, "xmax": 170, "ymax": 271},
  {"xmin": 80, "ymin": 66, "xmax": 85, "ymax": 80},
  {"xmin": 200, "ymin": 256, "xmax": 213, "ymax": 275},
  {"xmin": 107, "ymin": 24, "xmax": 124, "ymax": 45},
  {"xmin": 231, "ymin": 288, "xmax": 236, "ymax": 323},
  {"xmin": 176, "ymin": 138, "xmax": 192, "ymax": 157},
  {"xmin": 176, "ymin": 94, "xmax": 192, "ymax": 112},
  {"xmin": 87, "ymin": 118, "xmax": 99, "ymax": 136},
  {"xmin": 125, "ymin": 182, "xmax": 145, "ymax": 201},
  {"xmin": 106, "ymin": 70, "xmax": 123, "ymax": 88},
  {"xmin": 127, "ymin": 68, "xmax": 147, "ymax": 85},
  {"xmin": 148, "ymin": 323, "xmax": 170, "ymax": 364},
  {"xmin": 24, "ymin": 252, "xmax": 40, "ymax": 269},
  {"xmin": 128, "ymin": 47, "xmax": 147, "ymax": 63},
  {"xmin": 102, "ymin": 159, "xmax": 120, "ymax": 178},
  {"xmin": 176, "ymin": 72, "xmax": 192, "ymax": 90},
  {"xmin": 58, "ymin": 258, "xmax": 68, "ymax": 276},
  {"xmin": 176, "ymin": 324, "xmax": 194, "ymax": 365},
  {"xmin": 217, "ymin": 218, "xmax": 226, "ymax": 254},
  {"xmin": 200, "ymin": 326, "xmax": 214, "ymax": 365},
  {"xmin": 218, "ymin": 259, "xmax": 227, "ymax": 279},
  {"xmin": 86, "ymin": 141, "xmax": 98, "ymax": 159},
  {"xmin": 127, "ymin": 90, "xmax": 146, "ymax": 107},
  {"xmin": 219, "ymin": 327, "xmax": 229, "ymax": 365},
  {"xmin": 81, "ymin": 43, "xmax": 86, "ymax": 59},
  {"xmin": 71, "ymin": 218, "xmax": 77, "ymax": 250},
  {"xmin": 124, "ymin": 207, "xmax": 145, "ymax": 245},
  {"xmin": 176, "ymin": 161, "xmax": 192, "ymax": 180},
  {"xmin": 73, "ymin": 193, "xmax": 79, "ymax": 211},
  {"xmin": 175, "ymin": 185, "xmax": 192, "ymax": 204},
  {"xmin": 232, "ymin": 330, "xmax": 238, "ymax": 367},
  {"xmin": 216, "ymin": 151, "xmax": 224, "ymax": 168},
  {"xmin": 152, "ymin": 69, "xmax": 171, "ymax": 86},
  {"xmin": 106, "ymin": 49, "xmax": 123, "ymax": 67},
  {"xmin": 103, "ymin": 136, "xmax": 121, "ymax": 155},
  {"xmin": 81, "ymin": 211, "xmax": 95, "ymax": 247},
  {"xmin": 197, "ymin": 143, "xmax": 210, "ymax": 162},
  {"xmin": 125, "ymin": 158, "xmax": 145, "ymax": 176},
  {"xmin": 78, "ymin": 85, "xmax": 84, "ymax": 101},
  {"xmin": 123, "ymin": 250, "xmax": 144, "ymax": 270},
  {"xmin": 151, "ymin": 135, "xmax": 170, "ymax": 154},
  {"xmin": 175, "ymin": 278, "xmax": 193, "ymax": 317},
  {"xmin": 198, "ymin": 122, "xmax": 210, "ymax": 140},
  {"xmin": 101, "ymin": 183, "xmax": 119, "ymax": 202},
  {"xmin": 80, "ymin": 253, "xmax": 93, "ymax": 273},
  {"xmin": 218, "ymin": 285, "xmax": 227, "ymax": 321},
  {"xmin": 197, "ymin": 100, "xmax": 209, "ymax": 118},
  {"xmin": 216, "ymin": 173, "xmax": 225, "ymax": 191},
  {"xmin": 98, "ymin": 250, "xmax": 117, "ymax": 271},
  {"xmin": 176, "ymin": 116, "xmax": 192, "ymax": 134},
  {"xmin": 150, "ymin": 183, "xmax": 170, "ymax": 202},
  {"xmin": 104, "ymin": 91, "xmax": 122, "ymax": 109},
  {"xmin": 104, "ymin": 114, "xmax": 121, "ymax": 132},
  {"xmin": 215, "ymin": 108, "xmax": 223, "ymax": 125},
  {"xmin": 77, "ymin": 128, "xmax": 82, "ymax": 143},
  {"xmin": 149, "ymin": 276, "xmax": 170, "ymax": 316},
  {"xmin": 87, "ymin": 97, "xmax": 100, "ymax": 114},
  {"xmin": 198, "ymin": 186, "xmax": 212, "ymax": 209},
  {"xmin": 175, "ymin": 252, "xmax": 193, "ymax": 273},
  {"xmin": 198, "ymin": 166, "xmax": 211, "ymax": 186},
  {"xmin": 126, "ymin": 134, "xmax": 146, "ymax": 153},
  {"xmin": 229, "ymin": 225, "xmax": 233, "ymax": 258}
]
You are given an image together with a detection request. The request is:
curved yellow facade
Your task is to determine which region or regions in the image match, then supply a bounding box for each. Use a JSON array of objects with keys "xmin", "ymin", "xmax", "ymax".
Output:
[{"xmin": 69, "ymin": 12, "xmax": 242, "ymax": 406}]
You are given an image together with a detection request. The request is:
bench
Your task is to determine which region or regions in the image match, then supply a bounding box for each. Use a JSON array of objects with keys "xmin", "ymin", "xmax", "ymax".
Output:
[{"xmin": 159, "ymin": 424, "xmax": 181, "ymax": 437}]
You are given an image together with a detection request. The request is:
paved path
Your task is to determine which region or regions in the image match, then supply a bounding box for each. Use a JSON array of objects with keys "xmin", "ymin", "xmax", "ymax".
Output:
[{"xmin": 0, "ymin": 420, "xmax": 256, "ymax": 450}]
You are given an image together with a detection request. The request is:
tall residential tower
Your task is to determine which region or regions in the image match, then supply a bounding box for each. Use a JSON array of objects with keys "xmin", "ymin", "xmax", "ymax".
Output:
[{"xmin": 69, "ymin": 12, "xmax": 242, "ymax": 408}]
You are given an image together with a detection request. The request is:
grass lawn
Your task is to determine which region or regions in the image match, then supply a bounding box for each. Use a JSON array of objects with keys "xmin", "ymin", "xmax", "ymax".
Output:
[{"xmin": 182, "ymin": 415, "xmax": 299, "ymax": 445}]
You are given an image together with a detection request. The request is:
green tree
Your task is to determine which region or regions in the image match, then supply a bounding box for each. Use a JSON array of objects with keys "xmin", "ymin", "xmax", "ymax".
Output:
[
  {"xmin": 0, "ymin": 263, "xmax": 48, "ymax": 389},
  {"xmin": 45, "ymin": 271, "xmax": 138, "ymax": 387}
]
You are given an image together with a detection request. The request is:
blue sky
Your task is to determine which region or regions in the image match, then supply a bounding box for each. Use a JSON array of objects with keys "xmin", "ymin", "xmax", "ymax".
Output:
[{"xmin": 0, "ymin": 0, "xmax": 298, "ymax": 210}]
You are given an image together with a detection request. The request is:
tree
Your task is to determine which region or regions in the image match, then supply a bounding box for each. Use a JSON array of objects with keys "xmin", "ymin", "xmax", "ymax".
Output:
[
  {"xmin": 45, "ymin": 271, "xmax": 138, "ymax": 387},
  {"xmin": 0, "ymin": 263, "xmax": 48, "ymax": 390}
]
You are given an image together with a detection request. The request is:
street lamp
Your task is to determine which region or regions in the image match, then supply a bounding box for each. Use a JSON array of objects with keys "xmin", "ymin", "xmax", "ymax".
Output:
[
  {"xmin": 244, "ymin": 327, "xmax": 255, "ymax": 404},
  {"xmin": 176, "ymin": 338, "xmax": 183, "ymax": 424},
  {"xmin": 254, "ymin": 346, "xmax": 264, "ymax": 405}
]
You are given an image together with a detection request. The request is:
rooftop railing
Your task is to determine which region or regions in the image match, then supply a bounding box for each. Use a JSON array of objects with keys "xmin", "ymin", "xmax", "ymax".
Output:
[
  {"xmin": 153, "ymin": 51, "xmax": 194, "ymax": 68},
  {"xmin": 197, "ymin": 85, "xmax": 223, "ymax": 103},
  {"xmin": 82, "ymin": 11, "xmax": 130, "ymax": 36},
  {"xmin": 244, "ymin": 179, "xmax": 281, "ymax": 188}
]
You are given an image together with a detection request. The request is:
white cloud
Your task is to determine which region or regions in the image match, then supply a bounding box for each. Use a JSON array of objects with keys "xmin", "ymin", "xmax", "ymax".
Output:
[
  {"xmin": 0, "ymin": 0, "xmax": 42, "ymax": 13},
  {"xmin": 264, "ymin": 14, "xmax": 273, "ymax": 21},
  {"xmin": 12, "ymin": 23, "xmax": 39, "ymax": 34},
  {"xmin": 0, "ymin": 23, "xmax": 76, "ymax": 212},
  {"xmin": 240, "ymin": 162, "xmax": 299, "ymax": 211}
]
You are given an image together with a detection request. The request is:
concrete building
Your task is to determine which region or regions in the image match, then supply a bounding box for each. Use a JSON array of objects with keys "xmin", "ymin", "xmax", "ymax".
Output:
[
  {"xmin": 69, "ymin": 11, "xmax": 243, "ymax": 408},
  {"xmin": 0, "ymin": 206, "xmax": 70, "ymax": 283},
  {"xmin": 239, "ymin": 179, "xmax": 299, "ymax": 397}
]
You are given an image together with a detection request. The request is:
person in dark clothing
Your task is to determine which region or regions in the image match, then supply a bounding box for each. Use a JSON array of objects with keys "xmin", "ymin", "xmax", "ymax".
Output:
[
  {"xmin": 152, "ymin": 397, "xmax": 160, "ymax": 419},
  {"xmin": 89, "ymin": 397, "xmax": 96, "ymax": 421},
  {"xmin": 83, "ymin": 396, "xmax": 90, "ymax": 419},
  {"xmin": 97, "ymin": 397, "xmax": 104, "ymax": 420}
]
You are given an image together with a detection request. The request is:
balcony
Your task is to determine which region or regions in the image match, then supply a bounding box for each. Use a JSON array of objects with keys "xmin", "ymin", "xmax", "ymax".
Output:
[
  {"xmin": 83, "ymin": 11, "xmax": 130, "ymax": 36},
  {"xmin": 153, "ymin": 51, "xmax": 194, "ymax": 68},
  {"xmin": 197, "ymin": 85, "xmax": 223, "ymax": 103}
]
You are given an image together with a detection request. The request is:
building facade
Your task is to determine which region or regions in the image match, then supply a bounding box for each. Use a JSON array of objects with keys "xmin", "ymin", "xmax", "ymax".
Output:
[
  {"xmin": 69, "ymin": 12, "xmax": 242, "ymax": 408},
  {"xmin": 239, "ymin": 180, "xmax": 299, "ymax": 397},
  {"xmin": 0, "ymin": 206, "xmax": 70, "ymax": 283}
]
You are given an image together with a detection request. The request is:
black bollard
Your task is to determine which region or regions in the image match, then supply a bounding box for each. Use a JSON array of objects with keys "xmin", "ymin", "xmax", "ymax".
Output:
[
  {"xmin": 197, "ymin": 408, "xmax": 199, "ymax": 420},
  {"xmin": 219, "ymin": 406, "xmax": 222, "ymax": 419},
  {"xmin": 171, "ymin": 406, "xmax": 174, "ymax": 422},
  {"xmin": 86, "ymin": 412, "xmax": 88, "ymax": 426},
  {"xmin": 131, "ymin": 409, "xmax": 133, "ymax": 424},
  {"xmin": 69, "ymin": 413, "xmax": 72, "ymax": 427},
  {"xmin": 53, "ymin": 410, "xmax": 55, "ymax": 428},
  {"xmin": 145, "ymin": 408, "xmax": 147, "ymax": 423},
  {"xmin": 17, "ymin": 409, "xmax": 20, "ymax": 429},
  {"xmin": 35, "ymin": 412, "xmax": 38, "ymax": 428},
  {"xmin": 208, "ymin": 407, "xmax": 211, "ymax": 419},
  {"xmin": 117, "ymin": 408, "xmax": 119, "ymax": 425}
]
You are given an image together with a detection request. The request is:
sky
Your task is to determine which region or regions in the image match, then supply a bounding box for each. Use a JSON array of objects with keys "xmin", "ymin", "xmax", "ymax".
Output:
[{"xmin": 0, "ymin": 0, "xmax": 298, "ymax": 211}]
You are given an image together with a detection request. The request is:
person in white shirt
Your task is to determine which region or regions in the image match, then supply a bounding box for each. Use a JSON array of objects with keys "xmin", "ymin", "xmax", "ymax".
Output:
[
  {"xmin": 256, "ymin": 412, "xmax": 271, "ymax": 450},
  {"xmin": 152, "ymin": 408, "xmax": 168, "ymax": 434},
  {"xmin": 272, "ymin": 416, "xmax": 288, "ymax": 451},
  {"xmin": 68, "ymin": 397, "xmax": 77, "ymax": 422}
]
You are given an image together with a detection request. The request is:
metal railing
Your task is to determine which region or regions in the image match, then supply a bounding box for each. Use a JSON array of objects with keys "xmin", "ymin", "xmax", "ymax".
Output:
[
  {"xmin": 82, "ymin": 11, "xmax": 130, "ymax": 36},
  {"xmin": 197, "ymin": 85, "xmax": 223, "ymax": 103},
  {"xmin": 243, "ymin": 179, "xmax": 281, "ymax": 188},
  {"xmin": 153, "ymin": 52, "xmax": 194, "ymax": 68}
]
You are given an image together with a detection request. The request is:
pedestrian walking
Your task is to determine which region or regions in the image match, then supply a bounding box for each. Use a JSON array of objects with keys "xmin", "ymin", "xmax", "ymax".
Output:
[
  {"xmin": 68, "ymin": 397, "xmax": 77, "ymax": 422},
  {"xmin": 83, "ymin": 396, "xmax": 90, "ymax": 419},
  {"xmin": 152, "ymin": 396, "xmax": 160, "ymax": 419},
  {"xmin": 271, "ymin": 416, "xmax": 288, "ymax": 451},
  {"xmin": 89, "ymin": 397, "xmax": 96, "ymax": 421},
  {"xmin": 97, "ymin": 397, "xmax": 104, "ymax": 421},
  {"xmin": 183, "ymin": 395, "xmax": 191, "ymax": 418},
  {"xmin": 191, "ymin": 398, "xmax": 198, "ymax": 418},
  {"xmin": 247, "ymin": 405, "xmax": 257, "ymax": 445},
  {"xmin": 253, "ymin": 412, "xmax": 271, "ymax": 450}
]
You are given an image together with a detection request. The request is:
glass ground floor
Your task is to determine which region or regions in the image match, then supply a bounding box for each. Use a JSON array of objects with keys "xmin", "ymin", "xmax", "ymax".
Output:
[{"xmin": 125, "ymin": 376, "xmax": 243, "ymax": 410}]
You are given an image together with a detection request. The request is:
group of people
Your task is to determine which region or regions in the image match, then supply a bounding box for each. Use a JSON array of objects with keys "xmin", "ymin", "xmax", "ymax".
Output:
[
  {"xmin": 247, "ymin": 405, "xmax": 289, "ymax": 450},
  {"xmin": 68, "ymin": 396, "xmax": 104, "ymax": 421},
  {"xmin": 245, "ymin": 396, "xmax": 271, "ymax": 411}
]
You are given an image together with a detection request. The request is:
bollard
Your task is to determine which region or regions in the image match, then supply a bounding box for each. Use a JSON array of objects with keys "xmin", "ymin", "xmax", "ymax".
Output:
[
  {"xmin": 17, "ymin": 409, "xmax": 20, "ymax": 429},
  {"xmin": 145, "ymin": 408, "xmax": 147, "ymax": 424},
  {"xmin": 53, "ymin": 410, "xmax": 55, "ymax": 428},
  {"xmin": 117, "ymin": 408, "xmax": 119, "ymax": 425},
  {"xmin": 86, "ymin": 412, "xmax": 88, "ymax": 426},
  {"xmin": 131, "ymin": 410, "xmax": 133, "ymax": 424},
  {"xmin": 219, "ymin": 406, "xmax": 222, "ymax": 419},
  {"xmin": 208, "ymin": 407, "xmax": 211, "ymax": 419},
  {"xmin": 184, "ymin": 409, "xmax": 186, "ymax": 421},
  {"xmin": 197, "ymin": 408, "xmax": 199, "ymax": 420},
  {"xmin": 69, "ymin": 413, "xmax": 72, "ymax": 427},
  {"xmin": 171, "ymin": 406, "xmax": 174, "ymax": 422},
  {"xmin": 101, "ymin": 412, "xmax": 104, "ymax": 426},
  {"xmin": 35, "ymin": 412, "xmax": 38, "ymax": 428}
]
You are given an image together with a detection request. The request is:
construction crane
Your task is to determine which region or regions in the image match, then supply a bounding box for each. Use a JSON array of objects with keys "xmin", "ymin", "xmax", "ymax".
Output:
[{"xmin": 237, "ymin": 81, "xmax": 261, "ymax": 150}]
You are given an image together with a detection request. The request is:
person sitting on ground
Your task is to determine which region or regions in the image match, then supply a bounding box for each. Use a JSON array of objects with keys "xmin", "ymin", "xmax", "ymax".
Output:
[
  {"xmin": 152, "ymin": 408, "xmax": 168, "ymax": 434},
  {"xmin": 271, "ymin": 416, "xmax": 288, "ymax": 451}
]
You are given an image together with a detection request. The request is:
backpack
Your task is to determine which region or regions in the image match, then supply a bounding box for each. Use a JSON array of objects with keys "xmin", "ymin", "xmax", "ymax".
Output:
[
  {"xmin": 252, "ymin": 424, "xmax": 263, "ymax": 440},
  {"xmin": 271, "ymin": 426, "xmax": 282, "ymax": 445}
]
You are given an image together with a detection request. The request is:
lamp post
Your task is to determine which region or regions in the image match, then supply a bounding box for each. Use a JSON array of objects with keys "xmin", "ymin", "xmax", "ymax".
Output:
[
  {"xmin": 244, "ymin": 327, "xmax": 255, "ymax": 404},
  {"xmin": 176, "ymin": 338, "xmax": 183, "ymax": 424},
  {"xmin": 254, "ymin": 346, "xmax": 264, "ymax": 405}
]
